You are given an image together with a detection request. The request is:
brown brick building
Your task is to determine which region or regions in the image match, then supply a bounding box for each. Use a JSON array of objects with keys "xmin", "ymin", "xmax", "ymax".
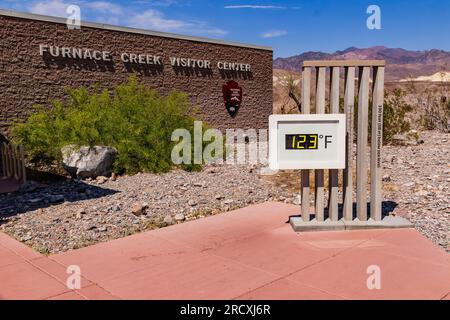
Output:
[{"xmin": 0, "ymin": 10, "xmax": 273, "ymax": 136}]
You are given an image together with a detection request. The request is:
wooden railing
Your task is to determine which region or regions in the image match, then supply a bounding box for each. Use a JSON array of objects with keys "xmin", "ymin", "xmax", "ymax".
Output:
[
  {"xmin": 0, "ymin": 143, "xmax": 27, "ymax": 184},
  {"xmin": 300, "ymin": 60, "xmax": 385, "ymax": 223}
]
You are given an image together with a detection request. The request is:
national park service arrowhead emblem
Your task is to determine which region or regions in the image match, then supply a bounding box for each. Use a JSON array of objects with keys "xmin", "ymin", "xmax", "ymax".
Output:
[{"xmin": 222, "ymin": 80, "xmax": 242, "ymax": 117}]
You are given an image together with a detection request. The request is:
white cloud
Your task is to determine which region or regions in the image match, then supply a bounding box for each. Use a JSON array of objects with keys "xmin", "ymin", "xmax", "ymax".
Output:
[
  {"xmin": 85, "ymin": 1, "xmax": 122, "ymax": 15},
  {"xmin": 261, "ymin": 29, "xmax": 287, "ymax": 38},
  {"xmin": 224, "ymin": 5, "xmax": 286, "ymax": 9},
  {"xmin": 129, "ymin": 9, "xmax": 190, "ymax": 31},
  {"xmin": 29, "ymin": 0, "xmax": 72, "ymax": 17},
  {"xmin": 204, "ymin": 27, "xmax": 228, "ymax": 36},
  {"xmin": 128, "ymin": 10, "xmax": 227, "ymax": 35},
  {"xmin": 132, "ymin": 0, "xmax": 180, "ymax": 6},
  {"xmin": 20, "ymin": 0, "xmax": 227, "ymax": 36}
]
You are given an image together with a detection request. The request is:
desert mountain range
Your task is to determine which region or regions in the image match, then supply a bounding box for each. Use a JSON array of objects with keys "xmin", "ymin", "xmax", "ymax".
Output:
[{"xmin": 273, "ymin": 46, "xmax": 450, "ymax": 81}]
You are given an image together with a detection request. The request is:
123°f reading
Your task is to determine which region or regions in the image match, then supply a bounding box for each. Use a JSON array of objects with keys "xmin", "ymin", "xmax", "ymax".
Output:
[{"xmin": 285, "ymin": 134, "xmax": 333, "ymax": 150}]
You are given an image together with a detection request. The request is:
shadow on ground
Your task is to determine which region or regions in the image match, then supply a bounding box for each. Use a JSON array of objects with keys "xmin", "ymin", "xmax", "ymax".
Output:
[
  {"xmin": 0, "ymin": 177, "xmax": 118, "ymax": 221},
  {"xmin": 287, "ymin": 201, "xmax": 399, "ymax": 222}
]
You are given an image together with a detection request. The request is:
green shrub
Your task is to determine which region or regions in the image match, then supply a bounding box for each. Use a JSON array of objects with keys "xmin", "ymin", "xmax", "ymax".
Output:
[
  {"xmin": 339, "ymin": 88, "xmax": 413, "ymax": 144},
  {"xmin": 11, "ymin": 77, "xmax": 205, "ymax": 174},
  {"xmin": 381, "ymin": 89, "xmax": 413, "ymax": 143},
  {"xmin": 420, "ymin": 93, "xmax": 450, "ymax": 132}
]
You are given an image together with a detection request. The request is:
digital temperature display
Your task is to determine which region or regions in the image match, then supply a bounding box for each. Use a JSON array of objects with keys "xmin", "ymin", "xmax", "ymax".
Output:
[
  {"xmin": 285, "ymin": 134, "xmax": 318, "ymax": 150},
  {"xmin": 269, "ymin": 114, "xmax": 346, "ymax": 169}
]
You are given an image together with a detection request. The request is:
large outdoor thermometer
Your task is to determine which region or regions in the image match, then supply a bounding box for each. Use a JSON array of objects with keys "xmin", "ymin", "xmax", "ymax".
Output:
[{"xmin": 269, "ymin": 114, "xmax": 346, "ymax": 170}]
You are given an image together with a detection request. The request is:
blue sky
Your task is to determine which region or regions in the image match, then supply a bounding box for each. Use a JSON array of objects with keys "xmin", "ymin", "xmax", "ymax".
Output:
[{"xmin": 1, "ymin": 0, "xmax": 449, "ymax": 57}]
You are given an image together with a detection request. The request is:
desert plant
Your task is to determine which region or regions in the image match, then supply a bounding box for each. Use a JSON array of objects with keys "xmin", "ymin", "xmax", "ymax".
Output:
[
  {"xmin": 381, "ymin": 89, "xmax": 413, "ymax": 142},
  {"xmin": 341, "ymin": 89, "xmax": 413, "ymax": 144},
  {"xmin": 278, "ymin": 75, "xmax": 302, "ymax": 114},
  {"xmin": 286, "ymin": 75, "xmax": 302, "ymax": 112},
  {"xmin": 11, "ymin": 77, "xmax": 208, "ymax": 174},
  {"xmin": 420, "ymin": 95, "xmax": 449, "ymax": 131}
]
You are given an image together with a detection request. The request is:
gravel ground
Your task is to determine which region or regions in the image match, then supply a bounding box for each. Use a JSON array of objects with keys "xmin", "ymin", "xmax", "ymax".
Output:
[
  {"xmin": 381, "ymin": 131, "xmax": 449, "ymax": 251},
  {"xmin": 0, "ymin": 130, "xmax": 448, "ymax": 254},
  {"xmin": 0, "ymin": 164, "xmax": 294, "ymax": 254}
]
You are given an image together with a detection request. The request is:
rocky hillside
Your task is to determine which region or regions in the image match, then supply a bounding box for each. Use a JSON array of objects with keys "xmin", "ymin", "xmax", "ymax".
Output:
[{"xmin": 274, "ymin": 46, "xmax": 450, "ymax": 81}]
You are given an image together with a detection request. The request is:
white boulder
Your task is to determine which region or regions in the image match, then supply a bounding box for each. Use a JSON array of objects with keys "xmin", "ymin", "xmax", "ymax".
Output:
[{"xmin": 62, "ymin": 145, "xmax": 117, "ymax": 179}]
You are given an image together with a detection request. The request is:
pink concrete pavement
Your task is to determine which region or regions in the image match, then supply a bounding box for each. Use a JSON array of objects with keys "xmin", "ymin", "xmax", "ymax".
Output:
[{"xmin": 0, "ymin": 202, "xmax": 449, "ymax": 300}]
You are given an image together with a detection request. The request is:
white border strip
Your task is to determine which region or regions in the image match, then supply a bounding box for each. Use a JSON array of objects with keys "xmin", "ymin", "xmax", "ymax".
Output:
[
  {"xmin": 269, "ymin": 114, "xmax": 347, "ymax": 170},
  {"xmin": 0, "ymin": 9, "xmax": 273, "ymax": 52}
]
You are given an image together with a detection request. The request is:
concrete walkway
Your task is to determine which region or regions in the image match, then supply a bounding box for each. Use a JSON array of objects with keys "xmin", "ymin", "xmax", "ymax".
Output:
[{"xmin": 1, "ymin": 202, "xmax": 449, "ymax": 300}]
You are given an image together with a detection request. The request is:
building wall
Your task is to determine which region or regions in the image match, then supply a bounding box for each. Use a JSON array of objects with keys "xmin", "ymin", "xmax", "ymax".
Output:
[{"xmin": 0, "ymin": 13, "xmax": 273, "ymax": 136}]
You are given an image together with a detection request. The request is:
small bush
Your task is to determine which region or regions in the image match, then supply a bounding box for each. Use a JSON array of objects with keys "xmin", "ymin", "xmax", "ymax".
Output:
[
  {"xmin": 382, "ymin": 89, "xmax": 413, "ymax": 143},
  {"xmin": 11, "ymin": 77, "xmax": 205, "ymax": 174},
  {"xmin": 420, "ymin": 94, "xmax": 450, "ymax": 132},
  {"xmin": 339, "ymin": 88, "xmax": 413, "ymax": 144}
]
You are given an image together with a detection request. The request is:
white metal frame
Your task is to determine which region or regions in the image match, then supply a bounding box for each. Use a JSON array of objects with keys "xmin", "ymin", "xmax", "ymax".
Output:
[
  {"xmin": 297, "ymin": 61, "xmax": 385, "ymax": 224},
  {"xmin": 269, "ymin": 114, "xmax": 346, "ymax": 170}
]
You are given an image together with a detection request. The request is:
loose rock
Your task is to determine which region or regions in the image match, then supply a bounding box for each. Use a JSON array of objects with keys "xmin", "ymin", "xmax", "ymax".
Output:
[
  {"xmin": 96, "ymin": 176, "xmax": 108, "ymax": 184},
  {"xmin": 174, "ymin": 213, "xmax": 185, "ymax": 222},
  {"xmin": 131, "ymin": 203, "xmax": 146, "ymax": 216},
  {"xmin": 62, "ymin": 145, "xmax": 117, "ymax": 179},
  {"xmin": 163, "ymin": 215, "xmax": 174, "ymax": 225},
  {"xmin": 49, "ymin": 195, "xmax": 65, "ymax": 204}
]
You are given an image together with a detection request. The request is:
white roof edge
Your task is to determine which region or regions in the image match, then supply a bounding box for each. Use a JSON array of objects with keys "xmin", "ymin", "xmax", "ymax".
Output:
[{"xmin": 0, "ymin": 9, "xmax": 273, "ymax": 52}]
